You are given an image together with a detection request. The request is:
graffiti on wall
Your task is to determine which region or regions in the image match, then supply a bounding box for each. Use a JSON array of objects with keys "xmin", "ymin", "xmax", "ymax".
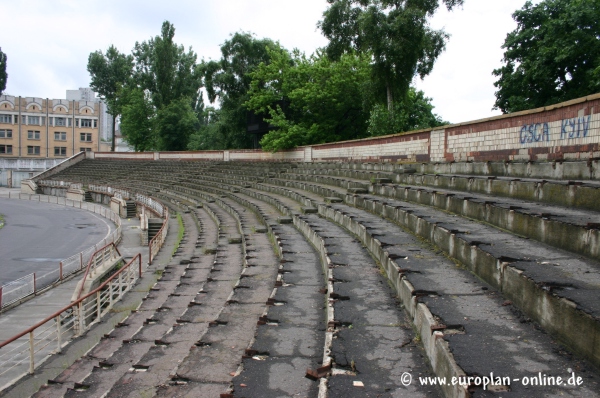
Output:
[
  {"xmin": 560, "ymin": 116, "xmax": 590, "ymax": 139},
  {"xmin": 520, "ymin": 123, "xmax": 549, "ymax": 143},
  {"xmin": 520, "ymin": 115, "xmax": 591, "ymax": 144}
]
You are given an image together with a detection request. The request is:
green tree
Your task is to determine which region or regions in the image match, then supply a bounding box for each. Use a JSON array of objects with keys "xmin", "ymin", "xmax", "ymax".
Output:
[
  {"xmin": 246, "ymin": 48, "xmax": 372, "ymax": 151},
  {"xmin": 0, "ymin": 47, "xmax": 7, "ymax": 96},
  {"xmin": 189, "ymin": 32, "xmax": 279, "ymax": 150},
  {"xmin": 155, "ymin": 97, "xmax": 199, "ymax": 151},
  {"xmin": 493, "ymin": 0, "xmax": 600, "ymax": 113},
  {"xmin": 367, "ymin": 87, "xmax": 447, "ymax": 136},
  {"xmin": 132, "ymin": 21, "xmax": 201, "ymax": 110},
  {"xmin": 319, "ymin": 0, "xmax": 463, "ymax": 111},
  {"xmin": 123, "ymin": 21, "xmax": 202, "ymax": 151},
  {"xmin": 87, "ymin": 45, "xmax": 134, "ymax": 151},
  {"xmin": 119, "ymin": 87, "xmax": 155, "ymax": 151}
]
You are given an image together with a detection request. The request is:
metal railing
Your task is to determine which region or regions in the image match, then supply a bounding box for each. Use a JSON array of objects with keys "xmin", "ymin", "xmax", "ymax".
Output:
[
  {"xmin": 75, "ymin": 243, "xmax": 121, "ymax": 300},
  {"xmin": 0, "ymin": 254, "xmax": 142, "ymax": 388},
  {"xmin": 0, "ymin": 193, "xmax": 122, "ymax": 310},
  {"xmin": 25, "ymin": 181, "xmax": 169, "ymax": 265},
  {"xmin": 149, "ymin": 206, "xmax": 169, "ymax": 265}
]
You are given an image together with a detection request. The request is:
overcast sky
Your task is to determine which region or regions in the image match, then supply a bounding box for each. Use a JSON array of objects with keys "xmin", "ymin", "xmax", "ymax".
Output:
[{"xmin": 0, "ymin": 0, "xmax": 532, "ymax": 124}]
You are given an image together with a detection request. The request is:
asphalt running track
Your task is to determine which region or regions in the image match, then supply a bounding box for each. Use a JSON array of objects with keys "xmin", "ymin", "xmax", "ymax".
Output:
[{"xmin": 0, "ymin": 198, "xmax": 113, "ymax": 286}]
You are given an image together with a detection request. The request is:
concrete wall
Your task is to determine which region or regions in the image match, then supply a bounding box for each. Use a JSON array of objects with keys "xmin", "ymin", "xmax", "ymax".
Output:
[{"xmin": 87, "ymin": 93, "xmax": 600, "ymax": 164}]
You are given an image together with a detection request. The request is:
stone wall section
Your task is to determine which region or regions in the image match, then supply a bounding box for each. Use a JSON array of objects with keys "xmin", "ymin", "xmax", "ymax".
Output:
[{"xmin": 89, "ymin": 93, "xmax": 600, "ymax": 164}]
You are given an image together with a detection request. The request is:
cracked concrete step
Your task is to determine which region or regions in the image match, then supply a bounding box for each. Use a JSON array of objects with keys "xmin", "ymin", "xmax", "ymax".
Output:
[
  {"xmin": 99, "ymin": 186, "xmax": 281, "ymax": 397},
  {"xmin": 232, "ymin": 182, "xmax": 600, "ymax": 397},
  {"xmin": 265, "ymin": 174, "xmax": 600, "ymax": 262},
  {"xmin": 33, "ymin": 208, "xmax": 203, "ymax": 398}
]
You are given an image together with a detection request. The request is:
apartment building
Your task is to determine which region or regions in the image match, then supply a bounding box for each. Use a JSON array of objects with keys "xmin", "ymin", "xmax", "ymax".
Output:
[{"xmin": 0, "ymin": 94, "xmax": 105, "ymax": 159}]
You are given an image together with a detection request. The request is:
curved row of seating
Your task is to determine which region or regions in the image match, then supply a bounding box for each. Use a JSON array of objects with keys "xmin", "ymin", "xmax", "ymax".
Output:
[{"xmin": 21, "ymin": 159, "xmax": 600, "ymax": 397}]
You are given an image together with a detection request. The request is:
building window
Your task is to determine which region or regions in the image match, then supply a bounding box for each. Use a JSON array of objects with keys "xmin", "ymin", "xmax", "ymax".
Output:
[
  {"xmin": 54, "ymin": 131, "xmax": 67, "ymax": 141},
  {"xmin": 68, "ymin": 118, "xmax": 72, "ymax": 127},
  {"xmin": 28, "ymin": 130, "xmax": 40, "ymax": 140},
  {"xmin": 54, "ymin": 147, "xmax": 67, "ymax": 156},
  {"xmin": 55, "ymin": 117, "xmax": 66, "ymax": 126},
  {"xmin": 80, "ymin": 118, "xmax": 92, "ymax": 127},
  {"xmin": 27, "ymin": 146, "xmax": 40, "ymax": 155},
  {"xmin": 0, "ymin": 129, "xmax": 12, "ymax": 138},
  {"xmin": 80, "ymin": 147, "xmax": 92, "ymax": 153},
  {"xmin": 0, "ymin": 145, "xmax": 13, "ymax": 154},
  {"xmin": 0, "ymin": 114, "xmax": 12, "ymax": 123},
  {"xmin": 93, "ymin": 119, "xmax": 97, "ymax": 128},
  {"xmin": 80, "ymin": 132, "xmax": 92, "ymax": 142},
  {"xmin": 28, "ymin": 116, "xmax": 40, "ymax": 125}
]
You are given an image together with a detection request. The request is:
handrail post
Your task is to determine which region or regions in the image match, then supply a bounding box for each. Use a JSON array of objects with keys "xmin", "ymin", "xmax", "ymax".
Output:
[
  {"xmin": 56, "ymin": 314, "xmax": 62, "ymax": 353},
  {"xmin": 33, "ymin": 273, "xmax": 36, "ymax": 294},
  {"xmin": 96, "ymin": 291, "xmax": 101, "ymax": 320},
  {"xmin": 28, "ymin": 331, "xmax": 35, "ymax": 374},
  {"xmin": 77, "ymin": 301, "xmax": 84, "ymax": 336},
  {"xmin": 138, "ymin": 255, "xmax": 142, "ymax": 277},
  {"xmin": 80, "ymin": 252, "xmax": 83, "ymax": 270},
  {"xmin": 59, "ymin": 261, "xmax": 63, "ymax": 281}
]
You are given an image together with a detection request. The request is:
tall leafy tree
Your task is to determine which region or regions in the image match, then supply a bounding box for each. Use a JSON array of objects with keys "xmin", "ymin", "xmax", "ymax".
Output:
[
  {"xmin": 125, "ymin": 21, "xmax": 201, "ymax": 151},
  {"xmin": 319, "ymin": 0, "xmax": 463, "ymax": 111},
  {"xmin": 493, "ymin": 0, "xmax": 600, "ymax": 113},
  {"xmin": 189, "ymin": 32, "xmax": 278, "ymax": 150},
  {"xmin": 246, "ymin": 48, "xmax": 372, "ymax": 151},
  {"xmin": 87, "ymin": 45, "xmax": 133, "ymax": 151},
  {"xmin": 155, "ymin": 97, "xmax": 198, "ymax": 151},
  {"xmin": 0, "ymin": 47, "xmax": 7, "ymax": 96},
  {"xmin": 367, "ymin": 87, "xmax": 447, "ymax": 136},
  {"xmin": 119, "ymin": 87, "xmax": 155, "ymax": 152},
  {"xmin": 132, "ymin": 21, "xmax": 201, "ymax": 111}
]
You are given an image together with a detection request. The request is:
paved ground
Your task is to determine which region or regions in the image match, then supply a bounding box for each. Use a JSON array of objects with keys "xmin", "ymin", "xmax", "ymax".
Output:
[{"xmin": 0, "ymin": 195, "xmax": 114, "ymax": 285}]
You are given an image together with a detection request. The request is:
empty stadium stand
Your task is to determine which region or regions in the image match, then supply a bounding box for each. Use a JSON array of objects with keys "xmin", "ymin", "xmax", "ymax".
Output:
[
  {"xmin": 2, "ymin": 156, "xmax": 594, "ymax": 398},
  {"xmin": 4, "ymin": 94, "xmax": 600, "ymax": 397}
]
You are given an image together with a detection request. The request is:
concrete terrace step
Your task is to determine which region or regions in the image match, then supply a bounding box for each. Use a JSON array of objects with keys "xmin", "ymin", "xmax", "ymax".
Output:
[
  {"xmin": 194, "ymin": 181, "xmax": 600, "ymax": 396},
  {"xmin": 26, "ymin": 159, "xmax": 600, "ymax": 398}
]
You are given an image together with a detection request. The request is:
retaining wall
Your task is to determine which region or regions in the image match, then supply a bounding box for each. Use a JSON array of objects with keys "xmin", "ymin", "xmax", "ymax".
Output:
[{"xmin": 84, "ymin": 93, "xmax": 600, "ymax": 164}]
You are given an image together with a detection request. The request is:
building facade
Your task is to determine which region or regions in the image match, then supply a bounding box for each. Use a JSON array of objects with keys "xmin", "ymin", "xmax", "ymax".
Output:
[{"xmin": 0, "ymin": 94, "xmax": 105, "ymax": 159}]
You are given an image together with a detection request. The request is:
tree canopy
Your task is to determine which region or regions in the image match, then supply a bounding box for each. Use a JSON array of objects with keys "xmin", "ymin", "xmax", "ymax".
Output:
[
  {"xmin": 319, "ymin": 0, "xmax": 463, "ymax": 110},
  {"xmin": 367, "ymin": 87, "xmax": 447, "ymax": 137},
  {"xmin": 90, "ymin": 20, "xmax": 448, "ymax": 153},
  {"xmin": 493, "ymin": 0, "xmax": 600, "ymax": 113},
  {"xmin": 87, "ymin": 45, "xmax": 133, "ymax": 151},
  {"xmin": 119, "ymin": 87, "xmax": 155, "ymax": 152},
  {"xmin": 133, "ymin": 21, "xmax": 202, "ymax": 111},
  {"xmin": 188, "ymin": 32, "xmax": 279, "ymax": 150},
  {"xmin": 0, "ymin": 47, "xmax": 7, "ymax": 96},
  {"xmin": 117, "ymin": 21, "xmax": 201, "ymax": 151},
  {"xmin": 246, "ymin": 49, "xmax": 373, "ymax": 151}
]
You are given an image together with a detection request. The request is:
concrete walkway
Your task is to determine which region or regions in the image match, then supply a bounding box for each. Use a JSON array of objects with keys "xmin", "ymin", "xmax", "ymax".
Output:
[{"xmin": 0, "ymin": 189, "xmax": 172, "ymax": 393}]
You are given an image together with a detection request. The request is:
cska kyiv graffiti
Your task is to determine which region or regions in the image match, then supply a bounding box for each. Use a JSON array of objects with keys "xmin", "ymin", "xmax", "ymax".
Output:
[{"xmin": 520, "ymin": 115, "xmax": 591, "ymax": 144}]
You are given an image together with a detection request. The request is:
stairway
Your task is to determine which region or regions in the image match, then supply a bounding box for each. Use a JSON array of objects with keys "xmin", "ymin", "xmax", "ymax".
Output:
[
  {"xmin": 125, "ymin": 200, "xmax": 136, "ymax": 218},
  {"xmin": 147, "ymin": 218, "xmax": 163, "ymax": 242},
  {"xmin": 84, "ymin": 191, "xmax": 93, "ymax": 202}
]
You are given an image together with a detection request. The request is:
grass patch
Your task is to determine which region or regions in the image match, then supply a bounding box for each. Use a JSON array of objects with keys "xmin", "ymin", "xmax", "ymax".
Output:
[
  {"xmin": 172, "ymin": 212, "xmax": 185, "ymax": 256},
  {"xmin": 0, "ymin": 214, "xmax": 4, "ymax": 229}
]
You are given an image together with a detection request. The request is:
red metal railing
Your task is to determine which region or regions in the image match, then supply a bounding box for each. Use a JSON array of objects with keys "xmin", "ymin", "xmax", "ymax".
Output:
[
  {"xmin": 148, "ymin": 206, "xmax": 169, "ymax": 265},
  {"xmin": 0, "ymin": 254, "xmax": 142, "ymax": 382},
  {"xmin": 75, "ymin": 242, "xmax": 121, "ymax": 301}
]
